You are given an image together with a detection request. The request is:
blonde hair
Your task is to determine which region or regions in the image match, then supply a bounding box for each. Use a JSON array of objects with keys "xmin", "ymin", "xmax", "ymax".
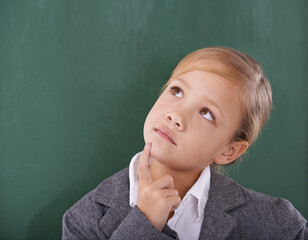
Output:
[{"xmin": 160, "ymin": 47, "xmax": 272, "ymax": 149}]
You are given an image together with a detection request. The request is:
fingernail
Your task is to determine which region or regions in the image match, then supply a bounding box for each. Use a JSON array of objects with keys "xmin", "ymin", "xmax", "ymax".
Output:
[
  {"xmin": 145, "ymin": 143, "xmax": 151, "ymax": 149},
  {"xmin": 148, "ymin": 157, "xmax": 152, "ymax": 168}
]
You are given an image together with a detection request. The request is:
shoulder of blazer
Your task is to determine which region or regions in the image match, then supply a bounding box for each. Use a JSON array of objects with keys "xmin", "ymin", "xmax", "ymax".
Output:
[
  {"xmin": 92, "ymin": 167, "xmax": 130, "ymax": 207},
  {"xmin": 62, "ymin": 168, "xmax": 131, "ymax": 239},
  {"xmin": 237, "ymin": 183, "xmax": 307, "ymax": 238},
  {"xmin": 201, "ymin": 168, "xmax": 307, "ymax": 239}
]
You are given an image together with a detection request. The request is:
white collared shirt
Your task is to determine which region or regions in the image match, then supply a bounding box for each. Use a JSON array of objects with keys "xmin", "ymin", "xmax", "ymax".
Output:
[{"xmin": 129, "ymin": 151, "xmax": 211, "ymax": 240}]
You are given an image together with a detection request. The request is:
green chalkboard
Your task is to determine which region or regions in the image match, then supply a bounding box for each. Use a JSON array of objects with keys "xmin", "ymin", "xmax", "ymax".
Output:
[{"xmin": 1, "ymin": 0, "xmax": 307, "ymax": 239}]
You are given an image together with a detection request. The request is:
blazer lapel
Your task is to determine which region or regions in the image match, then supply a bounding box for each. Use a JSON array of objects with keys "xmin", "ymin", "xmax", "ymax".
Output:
[
  {"xmin": 199, "ymin": 168, "xmax": 247, "ymax": 240},
  {"xmin": 92, "ymin": 168, "xmax": 132, "ymax": 238}
]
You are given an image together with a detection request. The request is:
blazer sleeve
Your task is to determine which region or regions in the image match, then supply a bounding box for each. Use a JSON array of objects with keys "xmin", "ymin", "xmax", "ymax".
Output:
[
  {"xmin": 109, "ymin": 206, "xmax": 179, "ymax": 240},
  {"xmin": 62, "ymin": 190, "xmax": 178, "ymax": 240}
]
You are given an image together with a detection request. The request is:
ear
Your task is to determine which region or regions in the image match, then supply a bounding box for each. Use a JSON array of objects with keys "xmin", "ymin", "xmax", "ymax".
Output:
[{"xmin": 213, "ymin": 140, "xmax": 249, "ymax": 165}]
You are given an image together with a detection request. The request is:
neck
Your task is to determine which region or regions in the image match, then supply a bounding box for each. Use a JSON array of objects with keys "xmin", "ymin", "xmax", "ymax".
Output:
[{"xmin": 149, "ymin": 159, "xmax": 204, "ymax": 199}]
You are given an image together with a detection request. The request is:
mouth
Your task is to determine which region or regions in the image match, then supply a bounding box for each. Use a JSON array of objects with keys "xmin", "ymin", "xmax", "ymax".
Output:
[{"xmin": 154, "ymin": 127, "xmax": 176, "ymax": 145}]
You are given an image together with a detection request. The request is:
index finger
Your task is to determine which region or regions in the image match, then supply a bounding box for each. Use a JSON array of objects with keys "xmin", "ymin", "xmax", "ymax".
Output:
[{"xmin": 138, "ymin": 142, "xmax": 152, "ymax": 185}]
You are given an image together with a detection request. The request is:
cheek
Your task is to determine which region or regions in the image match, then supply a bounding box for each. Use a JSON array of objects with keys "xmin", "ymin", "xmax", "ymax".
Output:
[
  {"xmin": 187, "ymin": 126, "xmax": 226, "ymax": 155},
  {"xmin": 143, "ymin": 104, "xmax": 159, "ymax": 140},
  {"xmin": 143, "ymin": 114, "xmax": 151, "ymax": 141},
  {"xmin": 144, "ymin": 100, "xmax": 165, "ymax": 124},
  {"xmin": 144, "ymin": 107, "xmax": 156, "ymax": 128}
]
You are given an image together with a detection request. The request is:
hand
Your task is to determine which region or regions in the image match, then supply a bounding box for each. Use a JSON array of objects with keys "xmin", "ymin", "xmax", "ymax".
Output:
[{"xmin": 137, "ymin": 142, "xmax": 181, "ymax": 231}]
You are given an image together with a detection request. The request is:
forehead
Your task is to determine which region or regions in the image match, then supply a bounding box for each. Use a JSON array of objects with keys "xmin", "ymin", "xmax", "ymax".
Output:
[
  {"xmin": 166, "ymin": 59, "xmax": 244, "ymax": 95},
  {"xmin": 172, "ymin": 70, "xmax": 241, "ymax": 100}
]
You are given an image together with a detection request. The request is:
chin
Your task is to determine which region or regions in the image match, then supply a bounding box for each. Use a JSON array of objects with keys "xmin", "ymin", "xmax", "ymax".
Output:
[
  {"xmin": 149, "ymin": 143, "xmax": 180, "ymax": 169},
  {"xmin": 147, "ymin": 141, "xmax": 167, "ymax": 161},
  {"xmin": 144, "ymin": 128, "xmax": 177, "ymax": 164}
]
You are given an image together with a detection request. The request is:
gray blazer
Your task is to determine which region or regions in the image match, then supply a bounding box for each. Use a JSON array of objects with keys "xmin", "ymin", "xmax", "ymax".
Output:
[{"xmin": 62, "ymin": 168, "xmax": 307, "ymax": 239}]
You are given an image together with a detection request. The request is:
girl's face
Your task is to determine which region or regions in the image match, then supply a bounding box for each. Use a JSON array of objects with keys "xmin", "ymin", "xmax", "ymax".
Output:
[{"xmin": 143, "ymin": 70, "xmax": 243, "ymax": 171}]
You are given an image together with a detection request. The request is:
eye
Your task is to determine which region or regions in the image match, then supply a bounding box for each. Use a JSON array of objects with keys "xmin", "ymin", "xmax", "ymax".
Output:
[
  {"xmin": 170, "ymin": 86, "xmax": 183, "ymax": 98},
  {"xmin": 169, "ymin": 85, "xmax": 216, "ymax": 123},
  {"xmin": 200, "ymin": 108, "xmax": 215, "ymax": 121}
]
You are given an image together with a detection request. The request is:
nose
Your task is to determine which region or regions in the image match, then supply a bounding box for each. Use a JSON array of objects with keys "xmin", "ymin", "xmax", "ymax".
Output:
[{"xmin": 164, "ymin": 112, "xmax": 185, "ymax": 131}]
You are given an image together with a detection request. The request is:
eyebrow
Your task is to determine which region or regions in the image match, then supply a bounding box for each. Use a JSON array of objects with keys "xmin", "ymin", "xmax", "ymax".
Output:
[{"xmin": 175, "ymin": 78, "xmax": 225, "ymax": 119}]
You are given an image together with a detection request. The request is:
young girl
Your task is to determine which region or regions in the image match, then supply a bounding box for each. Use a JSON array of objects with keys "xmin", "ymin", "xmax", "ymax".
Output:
[{"xmin": 62, "ymin": 47, "xmax": 307, "ymax": 239}]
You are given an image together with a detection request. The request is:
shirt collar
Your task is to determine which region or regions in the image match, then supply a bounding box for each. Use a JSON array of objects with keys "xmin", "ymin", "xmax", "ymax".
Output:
[
  {"xmin": 129, "ymin": 151, "xmax": 142, "ymax": 207},
  {"xmin": 183, "ymin": 165, "xmax": 211, "ymax": 220},
  {"xmin": 129, "ymin": 151, "xmax": 211, "ymax": 220}
]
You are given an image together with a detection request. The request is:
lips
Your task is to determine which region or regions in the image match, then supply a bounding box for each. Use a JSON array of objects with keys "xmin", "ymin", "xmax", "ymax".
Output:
[{"xmin": 154, "ymin": 127, "xmax": 176, "ymax": 145}]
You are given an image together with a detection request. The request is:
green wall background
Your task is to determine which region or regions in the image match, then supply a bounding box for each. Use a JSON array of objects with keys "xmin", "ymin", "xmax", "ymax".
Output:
[{"xmin": 1, "ymin": 0, "xmax": 307, "ymax": 239}]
